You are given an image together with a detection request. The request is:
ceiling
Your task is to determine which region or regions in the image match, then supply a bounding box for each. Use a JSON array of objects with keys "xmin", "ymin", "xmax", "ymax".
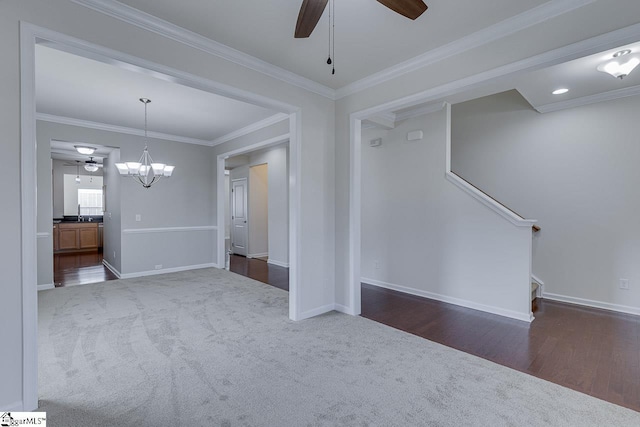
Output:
[
  {"xmin": 515, "ymin": 41, "xmax": 640, "ymax": 111},
  {"xmin": 116, "ymin": 0, "xmax": 549, "ymax": 89},
  {"xmin": 365, "ymin": 40, "xmax": 640, "ymax": 124},
  {"xmin": 37, "ymin": 1, "xmax": 640, "ymax": 141},
  {"xmin": 36, "ymin": 44, "xmax": 279, "ymax": 142}
]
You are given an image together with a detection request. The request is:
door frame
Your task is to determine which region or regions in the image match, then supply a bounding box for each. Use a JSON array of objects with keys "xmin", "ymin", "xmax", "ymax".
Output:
[
  {"xmin": 230, "ymin": 177, "xmax": 249, "ymax": 256},
  {"xmin": 216, "ymin": 134, "xmax": 293, "ymax": 299},
  {"xmin": 20, "ymin": 22, "xmax": 302, "ymax": 411}
]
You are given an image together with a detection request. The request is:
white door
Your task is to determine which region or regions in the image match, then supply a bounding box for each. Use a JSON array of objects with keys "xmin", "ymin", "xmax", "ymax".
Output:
[{"xmin": 231, "ymin": 178, "xmax": 248, "ymax": 256}]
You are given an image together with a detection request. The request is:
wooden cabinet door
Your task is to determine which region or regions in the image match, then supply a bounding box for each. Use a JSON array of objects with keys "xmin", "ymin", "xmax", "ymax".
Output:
[
  {"xmin": 79, "ymin": 227, "xmax": 98, "ymax": 249},
  {"xmin": 58, "ymin": 229, "xmax": 79, "ymax": 250}
]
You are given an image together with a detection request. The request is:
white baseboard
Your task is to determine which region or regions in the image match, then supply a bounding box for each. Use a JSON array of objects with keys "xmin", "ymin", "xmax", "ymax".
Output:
[
  {"xmin": 102, "ymin": 259, "xmax": 122, "ymax": 279},
  {"xmin": 267, "ymin": 259, "xmax": 289, "ymax": 268},
  {"xmin": 543, "ymin": 292, "xmax": 640, "ymax": 316},
  {"xmin": 362, "ymin": 277, "xmax": 533, "ymax": 323},
  {"xmin": 247, "ymin": 253, "xmax": 268, "ymax": 259},
  {"xmin": 1, "ymin": 400, "xmax": 24, "ymax": 411},
  {"xmin": 334, "ymin": 303, "xmax": 357, "ymax": 315},
  {"xmin": 298, "ymin": 303, "xmax": 336, "ymax": 320},
  {"xmin": 37, "ymin": 283, "xmax": 54, "ymax": 291},
  {"xmin": 119, "ymin": 263, "xmax": 218, "ymax": 279}
]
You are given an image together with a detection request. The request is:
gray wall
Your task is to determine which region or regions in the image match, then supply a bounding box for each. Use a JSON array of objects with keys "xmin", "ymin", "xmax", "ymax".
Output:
[
  {"xmin": 36, "ymin": 131, "xmax": 52, "ymax": 287},
  {"xmin": 451, "ymin": 90, "xmax": 640, "ymax": 311},
  {"xmin": 103, "ymin": 149, "xmax": 122, "ymax": 273},
  {"xmin": 361, "ymin": 109, "xmax": 532, "ymax": 320}
]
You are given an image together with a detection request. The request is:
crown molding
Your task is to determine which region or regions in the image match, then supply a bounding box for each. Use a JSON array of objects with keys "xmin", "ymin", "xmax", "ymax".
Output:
[
  {"xmin": 334, "ymin": 0, "xmax": 596, "ymax": 99},
  {"xmin": 350, "ymin": 23, "xmax": 640, "ymax": 121},
  {"xmin": 70, "ymin": 0, "xmax": 335, "ymax": 100},
  {"xmin": 394, "ymin": 102, "xmax": 446, "ymax": 122},
  {"xmin": 36, "ymin": 113, "xmax": 212, "ymax": 146},
  {"xmin": 535, "ymin": 84, "xmax": 640, "ymax": 113},
  {"xmin": 210, "ymin": 112, "xmax": 289, "ymax": 146}
]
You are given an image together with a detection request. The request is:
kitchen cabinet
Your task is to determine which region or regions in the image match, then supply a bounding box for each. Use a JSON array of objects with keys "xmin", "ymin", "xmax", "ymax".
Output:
[{"xmin": 54, "ymin": 222, "xmax": 100, "ymax": 253}]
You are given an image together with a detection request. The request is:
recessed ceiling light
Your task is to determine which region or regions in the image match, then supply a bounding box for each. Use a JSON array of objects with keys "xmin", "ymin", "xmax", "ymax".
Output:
[
  {"xmin": 552, "ymin": 88, "xmax": 569, "ymax": 95},
  {"xmin": 75, "ymin": 145, "xmax": 96, "ymax": 155}
]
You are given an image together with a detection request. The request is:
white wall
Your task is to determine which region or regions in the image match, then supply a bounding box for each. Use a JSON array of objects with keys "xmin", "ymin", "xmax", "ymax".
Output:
[
  {"xmin": 361, "ymin": 109, "xmax": 532, "ymax": 320},
  {"xmin": 451, "ymin": 90, "xmax": 640, "ymax": 313},
  {"xmin": 249, "ymin": 164, "xmax": 268, "ymax": 257}
]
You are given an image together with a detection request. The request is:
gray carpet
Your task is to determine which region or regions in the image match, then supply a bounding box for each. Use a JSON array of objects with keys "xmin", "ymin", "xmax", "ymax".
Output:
[{"xmin": 38, "ymin": 268, "xmax": 640, "ymax": 426}]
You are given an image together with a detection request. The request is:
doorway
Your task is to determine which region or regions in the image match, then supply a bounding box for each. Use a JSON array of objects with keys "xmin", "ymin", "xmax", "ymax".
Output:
[
  {"xmin": 221, "ymin": 140, "xmax": 290, "ymax": 291},
  {"xmin": 20, "ymin": 23, "xmax": 302, "ymax": 411}
]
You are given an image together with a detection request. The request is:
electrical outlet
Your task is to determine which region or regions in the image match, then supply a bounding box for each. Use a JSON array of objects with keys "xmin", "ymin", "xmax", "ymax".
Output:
[
  {"xmin": 155, "ymin": 264, "xmax": 163, "ymax": 270},
  {"xmin": 619, "ymin": 278, "xmax": 629, "ymax": 290},
  {"xmin": 113, "ymin": 250, "xmax": 116, "ymax": 260},
  {"xmin": 135, "ymin": 214, "xmax": 142, "ymax": 222},
  {"xmin": 373, "ymin": 260, "xmax": 380, "ymax": 269}
]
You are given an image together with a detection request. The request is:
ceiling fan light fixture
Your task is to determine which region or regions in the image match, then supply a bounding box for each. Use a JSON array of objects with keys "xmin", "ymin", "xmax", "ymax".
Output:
[
  {"xmin": 597, "ymin": 50, "xmax": 640, "ymax": 79},
  {"xmin": 75, "ymin": 145, "xmax": 96, "ymax": 155},
  {"xmin": 84, "ymin": 164, "xmax": 99, "ymax": 172}
]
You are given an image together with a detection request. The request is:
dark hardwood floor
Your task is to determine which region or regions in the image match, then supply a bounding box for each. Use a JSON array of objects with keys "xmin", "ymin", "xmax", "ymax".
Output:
[
  {"xmin": 53, "ymin": 251, "xmax": 118, "ymax": 287},
  {"xmin": 229, "ymin": 254, "xmax": 289, "ymax": 291},
  {"xmin": 361, "ymin": 283, "xmax": 640, "ymax": 413}
]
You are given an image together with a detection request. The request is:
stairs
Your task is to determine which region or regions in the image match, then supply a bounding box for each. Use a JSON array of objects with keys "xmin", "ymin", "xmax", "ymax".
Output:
[{"xmin": 531, "ymin": 282, "xmax": 539, "ymax": 312}]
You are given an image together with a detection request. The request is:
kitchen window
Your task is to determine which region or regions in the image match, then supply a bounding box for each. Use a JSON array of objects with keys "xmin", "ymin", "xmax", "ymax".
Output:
[{"xmin": 78, "ymin": 188, "xmax": 103, "ymax": 216}]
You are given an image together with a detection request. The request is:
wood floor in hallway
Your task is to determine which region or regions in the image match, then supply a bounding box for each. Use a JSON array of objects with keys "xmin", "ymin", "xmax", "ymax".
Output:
[{"xmin": 229, "ymin": 254, "xmax": 289, "ymax": 291}]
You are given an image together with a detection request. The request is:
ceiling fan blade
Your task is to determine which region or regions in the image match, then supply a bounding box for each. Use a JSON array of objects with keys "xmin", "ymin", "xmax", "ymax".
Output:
[
  {"xmin": 377, "ymin": 0, "xmax": 428, "ymax": 20},
  {"xmin": 295, "ymin": 0, "xmax": 329, "ymax": 38}
]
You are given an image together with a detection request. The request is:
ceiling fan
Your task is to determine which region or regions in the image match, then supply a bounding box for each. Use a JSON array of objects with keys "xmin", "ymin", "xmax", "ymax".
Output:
[
  {"xmin": 295, "ymin": 0, "xmax": 428, "ymax": 38},
  {"xmin": 64, "ymin": 158, "xmax": 103, "ymax": 172}
]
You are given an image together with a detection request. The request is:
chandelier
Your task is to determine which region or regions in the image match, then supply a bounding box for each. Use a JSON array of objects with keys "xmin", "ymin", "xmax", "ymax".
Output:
[{"xmin": 115, "ymin": 98, "xmax": 175, "ymax": 188}]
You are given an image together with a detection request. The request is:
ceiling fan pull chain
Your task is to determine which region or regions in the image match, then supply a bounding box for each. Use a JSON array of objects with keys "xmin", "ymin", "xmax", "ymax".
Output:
[
  {"xmin": 327, "ymin": 0, "xmax": 332, "ymax": 65},
  {"xmin": 331, "ymin": 0, "xmax": 335, "ymax": 74}
]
